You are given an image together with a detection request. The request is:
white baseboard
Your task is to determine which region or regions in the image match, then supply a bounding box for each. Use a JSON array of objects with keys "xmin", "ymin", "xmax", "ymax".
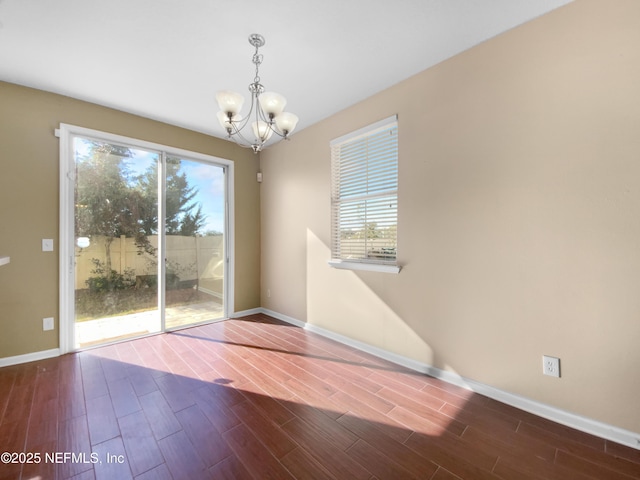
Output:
[
  {"xmin": 231, "ymin": 307, "xmax": 264, "ymax": 318},
  {"xmin": 0, "ymin": 348, "xmax": 61, "ymax": 368},
  {"xmin": 259, "ymin": 308, "xmax": 306, "ymax": 328},
  {"xmin": 258, "ymin": 308, "xmax": 640, "ymax": 450}
]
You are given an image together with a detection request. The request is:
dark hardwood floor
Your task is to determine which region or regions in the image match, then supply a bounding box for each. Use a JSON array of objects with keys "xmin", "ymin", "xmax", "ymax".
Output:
[{"xmin": 1, "ymin": 313, "xmax": 639, "ymax": 479}]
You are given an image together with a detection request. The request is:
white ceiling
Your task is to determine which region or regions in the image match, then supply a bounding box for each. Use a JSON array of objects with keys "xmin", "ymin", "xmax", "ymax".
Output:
[{"xmin": 0, "ymin": 0, "xmax": 572, "ymax": 142}]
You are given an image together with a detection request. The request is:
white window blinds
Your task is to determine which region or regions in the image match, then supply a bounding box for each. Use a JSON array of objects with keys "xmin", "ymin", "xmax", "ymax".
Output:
[{"xmin": 330, "ymin": 115, "xmax": 398, "ymax": 265}]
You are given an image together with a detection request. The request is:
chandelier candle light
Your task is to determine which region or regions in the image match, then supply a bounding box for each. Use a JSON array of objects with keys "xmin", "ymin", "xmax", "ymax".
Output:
[{"xmin": 216, "ymin": 33, "xmax": 299, "ymax": 153}]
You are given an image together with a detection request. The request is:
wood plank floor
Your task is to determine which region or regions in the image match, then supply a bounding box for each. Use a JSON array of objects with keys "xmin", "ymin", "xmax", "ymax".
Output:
[{"xmin": 1, "ymin": 313, "xmax": 639, "ymax": 479}]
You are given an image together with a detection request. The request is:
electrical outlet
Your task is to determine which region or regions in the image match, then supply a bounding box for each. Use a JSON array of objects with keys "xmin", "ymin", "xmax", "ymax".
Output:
[
  {"xmin": 542, "ymin": 355, "xmax": 560, "ymax": 377},
  {"xmin": 267, "ymin": 289, "xmax": 271, "ymax": 298}
]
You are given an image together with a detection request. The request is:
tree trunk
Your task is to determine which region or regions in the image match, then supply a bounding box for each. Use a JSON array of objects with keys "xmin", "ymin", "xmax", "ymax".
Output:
[{"xmin": 104, "ymin": 236, "xmax": 114, "ymax": 273}]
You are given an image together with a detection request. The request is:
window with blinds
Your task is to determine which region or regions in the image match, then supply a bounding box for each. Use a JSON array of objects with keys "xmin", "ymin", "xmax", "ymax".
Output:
[{"xmin": 330, "ymin": 115, "xmax": 398, "ymax": 267}]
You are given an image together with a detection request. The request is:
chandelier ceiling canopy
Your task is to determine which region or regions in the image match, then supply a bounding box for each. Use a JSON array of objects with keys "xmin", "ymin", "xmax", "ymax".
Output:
[{"xmin": 216, "ymin": 34, "xmax": 299, "ymax": 153}]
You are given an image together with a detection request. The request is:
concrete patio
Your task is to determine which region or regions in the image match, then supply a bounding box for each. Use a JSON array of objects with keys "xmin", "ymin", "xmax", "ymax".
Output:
[{"xmin": 75, "ymin": 300, "xmax": 224, "ymax": 348}]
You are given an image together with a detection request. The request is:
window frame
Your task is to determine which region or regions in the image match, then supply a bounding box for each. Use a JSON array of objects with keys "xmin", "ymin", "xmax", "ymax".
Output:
[{"xmin": 328, "ymin": 115, "xmax": 401, "ymax": 274}]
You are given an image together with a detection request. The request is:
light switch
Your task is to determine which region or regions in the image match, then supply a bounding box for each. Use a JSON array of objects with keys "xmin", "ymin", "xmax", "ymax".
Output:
[
  {"xmin": 42, "ymin": 239, "xmax": 54, "ymax": 252},
  {"xmin": 43, "ymin": 317, "xmax": 54, "ymax": 331}
]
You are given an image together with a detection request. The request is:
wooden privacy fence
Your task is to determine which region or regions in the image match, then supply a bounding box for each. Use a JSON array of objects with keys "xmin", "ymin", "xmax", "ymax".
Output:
[{"xmin": 74, "ymin": 235, "xmax": 224, "ymax": 295}]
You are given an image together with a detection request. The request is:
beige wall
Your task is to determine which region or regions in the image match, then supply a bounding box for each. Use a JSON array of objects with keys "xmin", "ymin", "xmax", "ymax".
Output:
[
  {"xmin": 261, "ymin": 0, "xmax": 640, "ymax": 433},
  {"xmin": 0, "ymin": 82, "xmax": 261, "ymax": 358}
]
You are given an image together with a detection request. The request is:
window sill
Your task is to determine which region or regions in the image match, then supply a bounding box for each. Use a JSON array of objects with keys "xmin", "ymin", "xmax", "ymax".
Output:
[{"xmin": 328, "ymin": 260, "xmax": 401, "ymax": 274}]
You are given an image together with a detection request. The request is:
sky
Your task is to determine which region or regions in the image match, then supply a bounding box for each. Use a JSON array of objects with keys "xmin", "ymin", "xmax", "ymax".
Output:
[
  {"xmin": 76, "ymin": 138, "xmax": 226, "ymax": 235},
  {"xmin": 177, "ymin": 158, "xmax": 225, "ymax": 234}
]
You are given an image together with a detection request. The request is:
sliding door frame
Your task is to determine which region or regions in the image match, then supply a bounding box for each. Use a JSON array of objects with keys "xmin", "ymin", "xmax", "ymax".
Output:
[{"xmin": 58, "ymin": 123, "xmax": 234, "ymax": 354}]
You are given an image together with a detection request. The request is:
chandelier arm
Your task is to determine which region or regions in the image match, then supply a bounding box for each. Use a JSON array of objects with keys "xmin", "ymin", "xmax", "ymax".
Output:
[
  {"xmin": 227, "ymin": 120, "xmax": 264, "ymax": 151},
  {"xmin": 251, "ymin": 91, "xmax": 267, "ymax": 148},
  {"xmin": 255, "ymin": 103, "xmax": 273, "ymax": 138},
  {"xmin": 263, "ymin": 113, "xmax": 287, "ymax": 138},
  {"xmin": 229, "ymin": 132, "xmax": 262, "ymax": 152},
  {"xmin": 225, "ymin": 119, "xmax": 264, "ymax": 152},
  {"xmin": 254, "ymin": 105, "xmax": 288, "ymax": 138},
  {"xmin": 266, "ymin": 122, "xmax": 287, "ymax": 139},
  {"xmin": 229, "ymin": 109, "xmax": 253, "ymax": 135}
]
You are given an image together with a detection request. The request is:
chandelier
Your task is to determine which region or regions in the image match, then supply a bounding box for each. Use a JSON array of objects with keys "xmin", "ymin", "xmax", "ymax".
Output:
[{"xmin": 216, "ymin": 34, "xmax": 299, "ymax": 153}]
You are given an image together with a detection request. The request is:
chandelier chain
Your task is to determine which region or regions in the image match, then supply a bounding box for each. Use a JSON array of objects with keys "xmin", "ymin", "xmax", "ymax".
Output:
[
  {"xmin": 252, "ymin": 40, "xmax": 263, "ymax": 84},
  {"xmin": 253, "ymin": 56, "xmax": 262, "ymax": 84}
]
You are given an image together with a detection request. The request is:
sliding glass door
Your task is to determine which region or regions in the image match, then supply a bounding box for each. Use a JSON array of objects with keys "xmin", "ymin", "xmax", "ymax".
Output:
[
  {"xmin": 60, "ymin": 125, "xmax": 232, "ymax": 351},
  {"xmin": 164, "ymin": 156, "xmax": 226, "ymax": 329},
  {"xmin": 73, "ymin": 139, "xmax": 162, "ymax": 347}
]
